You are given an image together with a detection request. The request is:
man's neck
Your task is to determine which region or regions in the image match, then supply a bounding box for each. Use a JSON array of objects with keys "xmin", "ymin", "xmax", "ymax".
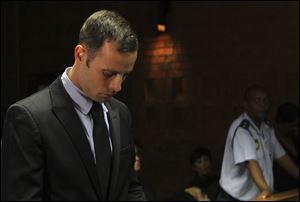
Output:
[{"xmin": 246, "ymin": 113, "xmax": 263, "ymax": 129}]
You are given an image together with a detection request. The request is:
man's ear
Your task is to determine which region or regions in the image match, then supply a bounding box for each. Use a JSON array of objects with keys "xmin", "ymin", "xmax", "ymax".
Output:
[{"xmin": 74, "ymin": 45, "xmax": 86, "ymax": 62}]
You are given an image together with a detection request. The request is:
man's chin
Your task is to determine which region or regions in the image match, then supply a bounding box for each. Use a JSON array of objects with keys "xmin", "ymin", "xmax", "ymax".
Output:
[
  {"xmin": 100, "ymin": 98, "xmax": 109, "ymax": 103},
  {"xmin": 95, "ymin": 96, "xmax": 111, "ymax": 102}
]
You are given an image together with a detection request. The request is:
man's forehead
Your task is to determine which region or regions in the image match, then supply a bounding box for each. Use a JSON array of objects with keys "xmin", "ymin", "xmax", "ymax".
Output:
[{"xmin": 248, "ymin": 89, "xmax": 269, "ymax": 98}]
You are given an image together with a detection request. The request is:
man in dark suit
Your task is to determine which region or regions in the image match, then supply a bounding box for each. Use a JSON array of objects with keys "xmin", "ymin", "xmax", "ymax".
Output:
[{"xmin": 1, "ymin": 10, "xmax": 146, "ymax": 201}]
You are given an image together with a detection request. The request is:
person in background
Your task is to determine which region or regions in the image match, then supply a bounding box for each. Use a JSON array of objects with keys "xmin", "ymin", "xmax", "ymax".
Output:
[
  {"xmin": 168, "ymin": 147, "xmax": 219, "ymax": 201},
  {"xmin": 134, "ymin": 140, "xmax": 158, "ymax": 201},
  {"xmin": 187, "ymin": 147, "xmax": 220, "ymax": 201},
  {"xmin": 273, "ymin": 102, "xmax": 299, "ymax": 192},
  {"xmin": 218, "ymin": 84, "xmax": 299, "ymax": 201},
  {"xmin": 1, "ymin": 10, "xmax": 146, "ymax": 201}
]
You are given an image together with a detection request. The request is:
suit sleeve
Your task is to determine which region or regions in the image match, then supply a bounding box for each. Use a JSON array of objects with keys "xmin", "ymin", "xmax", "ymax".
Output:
[
  {"xmin": 121, "ymin": 104, "xmax": 147, "ymax": 201},
  {"xmin": 127, "ymin": 163, "xmax": 147, "ymax": 201},
  {"xmin": 1, "ymin": 104, "xmax": 44, "ymax": 201}
]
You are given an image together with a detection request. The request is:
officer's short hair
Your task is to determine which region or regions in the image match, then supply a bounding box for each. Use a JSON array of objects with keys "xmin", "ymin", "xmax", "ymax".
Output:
[
  {"xmin": 276, "ymin": 103, "xmax": 299, "ymax": 123},
  {"xmin": 244, "ymin": 84, "xmax": 267, "ymax": 100},
  {"xmin": 190, "ymin": 147, "xmax": 211, "ymax": 166}
]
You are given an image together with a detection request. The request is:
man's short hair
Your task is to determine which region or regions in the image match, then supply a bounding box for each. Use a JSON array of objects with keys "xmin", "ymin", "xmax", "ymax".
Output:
[
  {"xmin": 79, "ymin": 10, "xmax": 138, "ymax": 64},
  {"xmin": 244, "ymin": 84, "xmax": 268, "ymax": 100}
]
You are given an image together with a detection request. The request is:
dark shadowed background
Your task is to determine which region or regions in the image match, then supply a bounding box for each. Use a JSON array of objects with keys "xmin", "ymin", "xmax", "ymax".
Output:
[{"xmin": 1, "ymin": 1, "xmax": 298, "ymax": 199}]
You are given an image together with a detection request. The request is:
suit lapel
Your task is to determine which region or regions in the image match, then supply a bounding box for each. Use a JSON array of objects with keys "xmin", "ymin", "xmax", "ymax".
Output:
[
  {"xmin": 49, "ymin": 77, "xmax": 103, "ymax": 200},
  {"xmin": 105, "ymin": 102, "xmax": 121, "ymax": 200}
]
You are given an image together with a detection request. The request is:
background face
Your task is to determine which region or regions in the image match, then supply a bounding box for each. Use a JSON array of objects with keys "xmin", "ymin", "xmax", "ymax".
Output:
[
  {"xmin": 193, "ymin": 155, "xmax": 212, "ymax": 177},
  {"xmin": 134, "ymin": 154, "xmax": 142, "ymax": 173},
  {"xmin": 134, "ymin": 146, "xmax": 142, "ymax": 173},
  {"xmin": 280, "ymin": 118, "xmax": 299, "ymax": 139},
  {"xmin": 246, "ymin": 90, "xmax": 270, "ymax": 122}
]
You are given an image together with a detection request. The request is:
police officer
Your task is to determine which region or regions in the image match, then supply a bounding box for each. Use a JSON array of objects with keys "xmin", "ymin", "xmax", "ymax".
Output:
[{"xmin": 218, "ymin": 85, "xmax": 299, "ymax": 201}]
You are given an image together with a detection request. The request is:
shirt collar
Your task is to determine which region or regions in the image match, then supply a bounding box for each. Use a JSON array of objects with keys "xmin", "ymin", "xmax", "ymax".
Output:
[
  {"xmin": 243, "ymin": 112, "xmax": 268, "ymax": 132},
  {"xmin": 61, "ymin": 67, "xmax": 108, "ymax": 115}
]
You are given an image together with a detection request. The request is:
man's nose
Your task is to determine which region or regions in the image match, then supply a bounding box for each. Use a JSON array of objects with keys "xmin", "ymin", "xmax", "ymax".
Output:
[{"xmin": 110, "ymin": 75, "xmax": 123, "ymax": 93}]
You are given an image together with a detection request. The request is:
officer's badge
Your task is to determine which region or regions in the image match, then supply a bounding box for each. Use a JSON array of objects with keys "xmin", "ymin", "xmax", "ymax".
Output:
[{"xmin": 255, "ymin": 139, "xmax": 260, "ymax": 150}]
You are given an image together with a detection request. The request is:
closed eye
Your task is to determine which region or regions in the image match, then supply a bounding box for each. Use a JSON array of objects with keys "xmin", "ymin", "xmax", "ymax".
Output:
[
  {"xmin": 102, "ymin": 70, "xmax": 130, "ymax": 81},
  {"xmin": 103, "ymin": 70, "xmax": 117, "ymax": 79}
]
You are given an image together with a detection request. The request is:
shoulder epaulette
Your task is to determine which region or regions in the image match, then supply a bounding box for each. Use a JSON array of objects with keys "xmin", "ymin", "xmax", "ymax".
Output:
[
  {"xmin": 232, "ymin": 119, "xmax": 253, "ymax": 150},
  {"xmin": 240, "ymin": 119, "xmax": 250, "ymax": 130}
]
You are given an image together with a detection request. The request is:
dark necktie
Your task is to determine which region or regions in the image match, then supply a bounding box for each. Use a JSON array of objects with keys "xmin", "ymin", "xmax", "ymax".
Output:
[{"xmin": 90, "ymin": 102, "xmax": 112, "ymax": 199}]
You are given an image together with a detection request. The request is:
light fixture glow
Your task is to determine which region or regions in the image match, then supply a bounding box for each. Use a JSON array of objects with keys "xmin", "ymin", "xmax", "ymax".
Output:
[{"xmin": 157, "ymin": 24, "xmax": 166, "ymax": 32}]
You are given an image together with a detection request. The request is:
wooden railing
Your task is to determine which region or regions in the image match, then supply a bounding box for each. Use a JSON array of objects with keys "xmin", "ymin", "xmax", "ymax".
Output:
[{"xmin": 259, "ymin": 188, "xmax": 299, "ymax": 201}]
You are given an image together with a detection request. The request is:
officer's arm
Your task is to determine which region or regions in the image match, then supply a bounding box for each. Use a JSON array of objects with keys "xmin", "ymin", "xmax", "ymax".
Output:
[
  {"xmin": 276, "ymin": 154, "xmax": 299, "ymax": 180},
  {"xmin": 247, "ymin": 160, "xmax": 272, "ymax": 200}
]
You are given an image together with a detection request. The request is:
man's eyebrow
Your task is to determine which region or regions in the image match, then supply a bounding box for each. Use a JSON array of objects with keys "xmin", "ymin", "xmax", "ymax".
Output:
[{"xmin": 103, "ymin": 69, "xmax": 131, "ymax": 78}]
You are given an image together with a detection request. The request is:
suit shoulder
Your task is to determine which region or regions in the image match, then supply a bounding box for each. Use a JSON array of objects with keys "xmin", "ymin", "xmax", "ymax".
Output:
[
  {"xmin": 106, "ymin": 97, "xmax": 128, "ymax": 111},
  {"xmin": 13, "ymin": 88, "xmax": 51, "ymax": 112}
]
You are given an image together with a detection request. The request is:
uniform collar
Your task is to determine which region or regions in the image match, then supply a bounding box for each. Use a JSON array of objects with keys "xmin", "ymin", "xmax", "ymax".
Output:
[{"xmin": 242, "ymin": 112, "xmax": 269, "ymax": 133}]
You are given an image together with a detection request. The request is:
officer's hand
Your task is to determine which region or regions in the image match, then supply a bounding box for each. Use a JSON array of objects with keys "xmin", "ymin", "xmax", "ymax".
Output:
[{"xmin": 254, "ymin": 189, "xmax": 272, "ymax": 201}]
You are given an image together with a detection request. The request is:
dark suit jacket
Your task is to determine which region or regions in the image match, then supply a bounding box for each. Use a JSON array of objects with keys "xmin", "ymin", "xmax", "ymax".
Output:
[{"xmin": 1, "ymin": 77, "xmax": 146, "ymax": 201}]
